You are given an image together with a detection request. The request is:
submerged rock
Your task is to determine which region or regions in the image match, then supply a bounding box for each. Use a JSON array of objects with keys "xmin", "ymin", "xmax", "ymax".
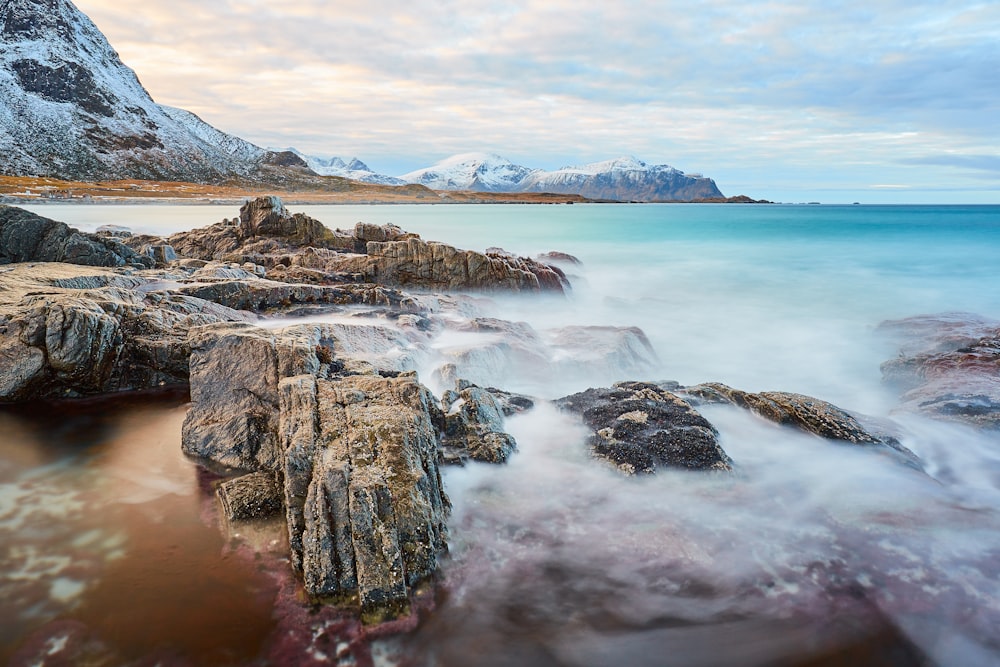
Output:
[
  {"xmin": 877, "ymin": 313, "xmax": 1000, "ymax": 430},
  {"xmin": 0, "ymin": 205, "xmax": 153, "ymax": 268},
  {"xmin": 684, "ymin": 382, "xmax": 921, "ymax": 467},
  {"xmin": 556, "ymin": 381, "xmax": 731, "ymax": 474}
]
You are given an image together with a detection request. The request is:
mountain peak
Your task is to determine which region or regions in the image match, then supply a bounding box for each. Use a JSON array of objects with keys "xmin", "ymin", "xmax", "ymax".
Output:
[
  {"xmin": 0, "ymin": 0, "xmax": 274, "ymax": 182},
  {"xmin": 398, "ymin": 152, "xmax": 721, "ymax": 201}
]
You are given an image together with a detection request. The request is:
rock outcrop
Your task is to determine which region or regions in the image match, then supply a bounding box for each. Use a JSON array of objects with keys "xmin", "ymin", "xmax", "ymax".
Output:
[
  {"xmin": 877, "ymin": 313, "xmax": 1000, "ymax": 430},
  {"xmin": 158, "ymin": 197, "xmax": 569, "ymax": 293},
  {"xmin": 556, "ymin": 381, "xmax": 732, "ymax": 474},
  {"xmin": 0, "ymin": 206, "xmax": 153, "ymax": 268},
  {"xmin": 0, "ymin": 263, "xmax": 252, "ymax": 401},
  {"xmin": 441, "ymin": 380, "xmax": 518, "ymax": 464},
  {"xmin": 683, "ymin": 382, "xmax": 921, "ymax": 467},
  {"xmin": 182, "ymin": 322, "xmax": 450, "ymax": 621}
]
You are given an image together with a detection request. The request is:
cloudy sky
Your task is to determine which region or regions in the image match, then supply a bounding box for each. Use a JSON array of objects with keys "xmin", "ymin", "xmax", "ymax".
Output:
[{"xmin": 74, "ymin": 0, "xmax": 998, "ymax": 203}]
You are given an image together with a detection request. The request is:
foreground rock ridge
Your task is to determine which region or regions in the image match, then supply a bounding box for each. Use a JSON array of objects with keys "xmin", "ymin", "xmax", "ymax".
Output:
[{"xmin": 4, "ymin": 200, "xmax": 997, "ymax": 629}]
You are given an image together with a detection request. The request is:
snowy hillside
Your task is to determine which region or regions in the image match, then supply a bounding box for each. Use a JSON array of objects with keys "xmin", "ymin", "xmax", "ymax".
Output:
[
  {"xmin": 0, "ymin": 0, "xmax": 275, "ymax": 182},
  {"xmin": 399, "ymin": 153, "xmax": 723, "ymax": 201},
  {"xmin": 283, "ymin": 149, "xmax": 406, "ymax": 185},
  {"xmin": 400, "ymin": 153, "xmax": 541, "ymax": 193},
  {"xmin": 520, "ymin": 156, "xmax": 723, "ymax": 201}
]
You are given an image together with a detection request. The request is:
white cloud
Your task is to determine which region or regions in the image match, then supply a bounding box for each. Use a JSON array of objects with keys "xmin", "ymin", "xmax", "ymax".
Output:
[{"xmin": 72, "ymin": 0, "xmax": 1000, "ymax": 201}]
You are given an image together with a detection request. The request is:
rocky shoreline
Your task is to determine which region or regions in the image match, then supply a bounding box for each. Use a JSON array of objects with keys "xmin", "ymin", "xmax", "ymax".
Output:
[{"xmin": 2, "ymin": 197, "xmax": 998, "ymax": 630}]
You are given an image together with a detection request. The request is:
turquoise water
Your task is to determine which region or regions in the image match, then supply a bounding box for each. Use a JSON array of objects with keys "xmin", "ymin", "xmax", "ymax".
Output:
[{"xmin": 7, "ymin": 202, "xmax": 1000, "ymax": 666}]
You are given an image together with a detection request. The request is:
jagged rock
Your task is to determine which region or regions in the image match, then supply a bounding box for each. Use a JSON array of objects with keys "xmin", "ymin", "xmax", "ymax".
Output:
[
  {"xmin": 217, "ymin": 471, "xmax": 284, "ymax": 521},
  {"xmin": 441, "ymin": 380, "xmax": 518, "ymax": 464},
  {"xmin": 683, "ymin": 382, "xmax": 921, "ymax": 467},
  {"xmin": 877, "ymin": 313, "xmax": 1000, "ymax": 430},
  {"xmin": 0, "ymin": 263, "xmax": 252, "ymax": 401},
  {"xmin": 175, "ymin": 278, "xmax": 419, "ymax": 313},
  {"xmin": 326, "ymin": 237, "xmax": 568, "ymax": 293},
  {"xmin": 556, "ymin": 381, "xmax": 731, "ymax": 474},
  {"xmin": 0, "ymin": 206, "xmax": 153, "ymax": 268},
  {"xmin": 160, "ymin": 197, "xmax": 570, "ymax": 293},
  {"xmin": 182, "ymin": 322, "xmax": 450, "ymax": 621}
]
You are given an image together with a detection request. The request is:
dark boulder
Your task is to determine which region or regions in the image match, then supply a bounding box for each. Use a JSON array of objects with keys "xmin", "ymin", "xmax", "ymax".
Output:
[
  {"xmin": 556, "ymin": 381, "xmax": 731, "ymax": 474},
  {"xmin": 0, "ymin": 205, "xmax": 153, "ymax": 268}
]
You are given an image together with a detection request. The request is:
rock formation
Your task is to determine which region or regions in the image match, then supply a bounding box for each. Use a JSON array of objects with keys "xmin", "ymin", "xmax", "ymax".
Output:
[
  {"xmin": 157, "ymin": 196, "xmax": 569, "ymax": 293},
  {"xmin": 683, "ymin": 382, "xmax": 921, "ymax": 467},
  {"xmin": 0, "ymin": 205, "xmax": 153, "ymax": 268},
  {"xmin": 877, "ymin": 313, "xmax": 1000, "ymax": 430},
  {"xmin": 0, "ymin": 263, "xmax": 252, "ymax": 401},
  {"xmin": 556, "ymin": 381, "xmax": 732, "ymax": 474},
  {"xmin": 181, "ymin": 322, "xmax": 450, "ymax": 621},
  {"xmin": 440, "ymin": 380, "xmax": 518, "ymax": 464}
]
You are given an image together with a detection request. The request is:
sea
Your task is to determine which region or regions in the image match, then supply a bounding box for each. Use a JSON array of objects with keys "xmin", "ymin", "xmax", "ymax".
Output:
[{"xmin": 2, "ymin": 202, "xmax": 1000, "ymax": 666}]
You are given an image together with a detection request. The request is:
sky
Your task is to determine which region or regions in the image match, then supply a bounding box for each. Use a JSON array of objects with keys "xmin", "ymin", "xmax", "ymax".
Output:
[{"xmin": 73, "ymin": 0, "xmax": 1000, "ymax": 203}]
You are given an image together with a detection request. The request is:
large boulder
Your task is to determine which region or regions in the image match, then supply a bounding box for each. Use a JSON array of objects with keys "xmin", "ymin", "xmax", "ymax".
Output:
[
  {"xmin": 0, "ymin": 205, "xmax": 154, "ymax": 268},
  {"xmin": 181, "ymin": 321, "xmax": 451, "ymax": 621},
  {"xmin": 877, "ymin": 313, "xmax": 1000, "ymax": 430},
  {"xmin": 556, "ymin": 381, "xmax": 732, "ymax": 474}
]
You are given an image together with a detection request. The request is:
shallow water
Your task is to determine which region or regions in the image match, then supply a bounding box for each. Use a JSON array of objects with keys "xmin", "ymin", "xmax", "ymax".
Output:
[{"xmin": 6, "ymin": 202, "xmax": 1000, "ymax": 665}]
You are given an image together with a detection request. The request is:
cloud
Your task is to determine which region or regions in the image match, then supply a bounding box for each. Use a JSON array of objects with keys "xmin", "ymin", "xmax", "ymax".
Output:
[
  {"xmin": 71, "ymin": 0, "xmax": 1000, "ymax": 201},
  {"xmin": 902, "ymin": 154, "xmax": 1000, "ymax": 175}
]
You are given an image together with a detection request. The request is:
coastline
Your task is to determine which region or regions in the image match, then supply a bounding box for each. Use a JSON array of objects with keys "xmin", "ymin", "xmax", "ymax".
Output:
[{"xmin": 0, "ymin": 175, "xmax": 768, "ymax": 206}]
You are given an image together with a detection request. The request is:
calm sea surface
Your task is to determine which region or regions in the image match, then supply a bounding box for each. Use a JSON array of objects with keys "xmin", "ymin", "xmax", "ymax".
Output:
[{"xmin": 4, "ymin": 203, "xmax": 1000, "ymax": 665}]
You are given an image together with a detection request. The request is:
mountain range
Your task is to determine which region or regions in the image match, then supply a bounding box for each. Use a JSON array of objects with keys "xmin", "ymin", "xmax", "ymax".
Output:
[{"xmin": 0, "ymin": 0, "xmax": 726, "ymax": 202}]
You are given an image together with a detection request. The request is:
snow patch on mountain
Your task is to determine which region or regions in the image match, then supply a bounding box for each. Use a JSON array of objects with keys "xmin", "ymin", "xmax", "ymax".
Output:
[
  {"xmin": 400, "ymin": 153, "xmax": 541, "ymax": 193},
  {"xmin": 398, "ymin": 153, "xmax": 724, "ymax": 201},
  {"xmin": 0, "ymin": 0, "xmax": 270, "ymax": 182}
]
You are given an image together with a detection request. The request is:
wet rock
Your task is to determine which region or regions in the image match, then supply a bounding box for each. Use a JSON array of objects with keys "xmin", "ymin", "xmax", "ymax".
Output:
[
  {"xmin": 182, "ymin": 322, "xmax": 450, "ymax": 620},
  {"xmin": 158, "ymin": 196, "xmax": 569, "ymax": 293},
  {"xmin": 684, "ymin": 382, "xmax": 921, "ymax": 467},
  {"xmin": 328, "ymin": 236, "xmax": 568, "ymax": 293},
  {"xmin": 535, "ymin": 250, "xmax": 582, "ymax": 266},
  {"xmin": 0, "ymin": 263, "xmax": 253, "ymax": 401},
  {"xmin": 0, "ymin": 205, "xmax": 153, "ymax": 268},
  {"xmin": 877, "ymin": 313, "xmax": 1000, "ymax": 430},
  {"xmin": 556, "ymin": 381, "xmax": 731, "ymax": 474},
  {"xmin": 218, "ymin": 471, "xmax": 284, "ymax": 521},
  {"xmin": 441, "ymin": 380, "xmax": 518, "ymax": 464}
]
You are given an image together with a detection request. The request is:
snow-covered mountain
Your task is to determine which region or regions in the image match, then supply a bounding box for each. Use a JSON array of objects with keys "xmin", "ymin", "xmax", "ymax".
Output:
[
  {"xmin": 0, "ymin": 0, "xmax": 298, "ymax": 182},
  {"xmin": 400, "ymin": 153, "xmax": 541, "ymax": 193},
  {"xmin": 283, "ymin": 149, "xmax": 406, "ymax": 185},
  {"xmin": 520, "ymin": 156, "xmax": 723, "ymax": 201},
  {"xmin": 399, "ymin": 153, "xmax": 724, "ymax": 201}
]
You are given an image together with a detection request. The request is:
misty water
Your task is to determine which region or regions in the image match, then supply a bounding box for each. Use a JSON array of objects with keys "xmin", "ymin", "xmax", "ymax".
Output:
[{"xmin": 4, "ymin": 203, "xmax": 1000, "ymax": 666}]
